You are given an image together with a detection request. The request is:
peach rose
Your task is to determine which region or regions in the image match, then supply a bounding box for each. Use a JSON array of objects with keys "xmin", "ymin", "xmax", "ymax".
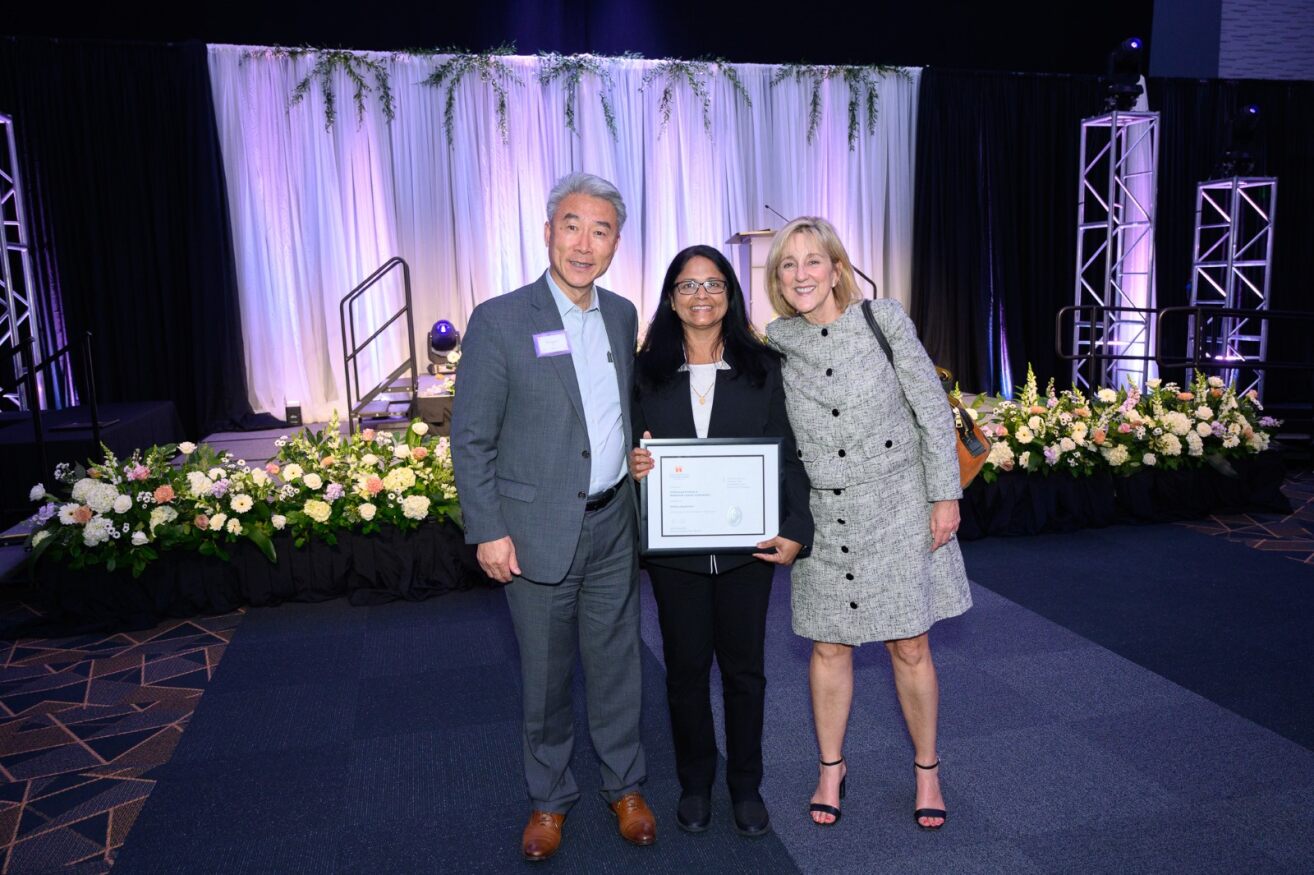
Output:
[
  {"xmin": 361, "ymin": 429, "xmax": 376, "ymax": 441},
  {"xmin": 89, "ymin": 469, "xmax": 103, "ymax": 479},
  {"xmin": 194, "ymin": 514, "xmax": 209, "ymax": 530},
  {"xmin": 1177, "ymin": 392, "xmax": 1194, "ymax": 401},
  {"xmin": 73, "ymin": 505, "xmax": 94, "ymax": 525},
  {"xmin": 1092, "ymin": 429, "xmax": 1106, "ymax": 445},
  {"xmin": 320, "ymin": 455, "xmax": 336, "ymax": 468},
  {"xmin": 1210, "ymin": 388, "xmax": 1223, "ymax": 398},
  {"xmin": 1247, "ymin": 390, "xmax": 1259, "ymax": 401},
  {"xmin": 411, "ymin": 446, "xmax": 429, "ymax": 460},
  {"xmin": 1073, "ymin": 407, "xmax": 1091, "ymax": 418},
  {"xmin": 265, "ymin": 462, "xmax": 280, "ymax": 476},
  {"xmin": 153, "ymin": 484, "xmax": 175, "ymax": 504},
  {"xmin": 1029, "ymin": 405, "xmax": 1047, "ymax": 415}
]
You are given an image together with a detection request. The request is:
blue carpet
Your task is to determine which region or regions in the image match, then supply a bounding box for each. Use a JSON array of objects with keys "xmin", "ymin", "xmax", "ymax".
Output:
[
  {"xmin": 959, "ymin": 524, "xmax": 1314, "ymax": 750},
  {"xmin": 112, "ymin": 588, "xmax": 800, "ymax": 873}
]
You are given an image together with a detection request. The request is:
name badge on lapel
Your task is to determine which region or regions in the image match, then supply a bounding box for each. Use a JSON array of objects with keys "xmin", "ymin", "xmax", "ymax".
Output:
[{"xmin": 533, "ymin": 330, "xmax": 571, "ymax": 357}]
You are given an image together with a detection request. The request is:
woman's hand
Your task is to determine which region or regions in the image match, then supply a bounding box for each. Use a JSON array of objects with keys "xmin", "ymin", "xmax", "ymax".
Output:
[
  {"xmin": 929, "ymin": 499, "xmax": 960, "ymax": 551},
  {"xmin": 754, "ymin": 536, "xmax": 803, "ymax": 566},
  {"xmin": 629, "ymin": 431, "xmax": 654, "ymax": 481}
]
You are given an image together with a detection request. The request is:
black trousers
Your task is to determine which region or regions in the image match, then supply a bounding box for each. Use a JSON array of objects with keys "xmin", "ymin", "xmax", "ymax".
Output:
[{"xmin": 647, "ymin": 559, "xmax": 773, "ymax": 801}]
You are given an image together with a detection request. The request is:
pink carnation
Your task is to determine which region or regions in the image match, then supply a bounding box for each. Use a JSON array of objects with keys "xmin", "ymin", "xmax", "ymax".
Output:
[
  {"xmin": 366, "ymin": 476, "xmax": 384, "ymax": 495},
  {"xmin": 128, "ymin": 464, "xmax": 150, "ymax": 481},
  {"xmin": 1118, "ymin": 423, "xmax": 1132, "ymax": 434}
]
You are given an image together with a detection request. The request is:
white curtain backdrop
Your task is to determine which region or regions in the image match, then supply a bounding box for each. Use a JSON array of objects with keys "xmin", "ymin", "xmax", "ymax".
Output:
[{"xmin": 208, "ymin": 46, "xmax": 920, "ymax": 421}]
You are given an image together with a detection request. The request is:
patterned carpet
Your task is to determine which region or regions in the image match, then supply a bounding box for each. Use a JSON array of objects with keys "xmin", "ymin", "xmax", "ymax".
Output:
[
  {"xmin": 1179, "ymin": 470, "xmax": 1314, "ymax": 563},
  {"xmin": 0, "ymin": 470, "xmax": 1310, "ymax": 871},
  {"xmin": 0, "ymin": 608, "xmax": 243, "ymax": 873}
]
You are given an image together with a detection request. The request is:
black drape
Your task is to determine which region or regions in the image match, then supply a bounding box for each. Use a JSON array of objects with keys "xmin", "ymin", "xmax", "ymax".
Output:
[
  {"xmin": 912, "ymin": 69, "xmax": 1106, "ymax": 395},
  {"xmin": 0, "ymin": 37, "xmax": 251, "ymax": 437},
  {"xmin": 913, "ymin": 68, "xmax": 1314, "ymax": 402},
  {"xmin": 1147, "ymin": 77, "xmax": 1314, "ymax": 405}
]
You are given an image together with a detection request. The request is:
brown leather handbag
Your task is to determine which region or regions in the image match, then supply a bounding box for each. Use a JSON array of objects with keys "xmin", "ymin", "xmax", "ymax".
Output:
[{"xmin": 861, "ymin": 301, "xmax": 990, "ymax": 488}]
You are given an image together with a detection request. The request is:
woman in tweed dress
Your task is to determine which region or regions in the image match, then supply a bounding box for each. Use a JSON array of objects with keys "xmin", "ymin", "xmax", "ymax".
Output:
[{"xmin": 763, "ymin": 217, "xmax": 972, "ymax": 830}]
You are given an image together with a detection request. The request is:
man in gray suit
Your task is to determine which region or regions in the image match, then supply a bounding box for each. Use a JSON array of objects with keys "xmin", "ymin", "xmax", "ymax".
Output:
[{"xmin": 451, "ymin": 172, "xmax": 654, "ymax": 861}]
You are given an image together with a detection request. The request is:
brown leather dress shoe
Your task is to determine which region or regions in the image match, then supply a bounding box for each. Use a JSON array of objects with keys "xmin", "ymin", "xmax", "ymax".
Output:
[
  {"xmin": 521, "ymin": 811, "xmax": 566, "ymax": 861},
  {"xmin": 609, "ymin": 792, "xmax": 657, "ymax": 846}
]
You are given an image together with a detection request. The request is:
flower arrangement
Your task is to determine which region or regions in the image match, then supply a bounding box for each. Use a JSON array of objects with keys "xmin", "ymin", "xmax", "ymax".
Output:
[
  {"xmin": 24, "ymin": 413, "xmax": 460, "ymax": 577},
  {"xmin": 977, "ymin": 367, "xmax": 1278, "ymax": 484}
]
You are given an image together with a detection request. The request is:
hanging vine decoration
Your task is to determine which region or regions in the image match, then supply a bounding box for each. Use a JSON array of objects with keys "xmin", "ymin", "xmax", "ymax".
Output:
[
  {"xmin": 639, "ymin": 58, "xmax": 751, "ymax": 137},
  {"xmin": 537, "ymin": 52, "xmax": 639, "ymax": 140},
  {"xmin": 418, "ymin": 44, "xmax": 522, "ymax": 144},
  {"xmin": 249, "ymin": 47, "xmax": 395, "ymax": 131},
  {"xmin": 769, "ymin": 64, "xmax": 907, "ymax": 149}
]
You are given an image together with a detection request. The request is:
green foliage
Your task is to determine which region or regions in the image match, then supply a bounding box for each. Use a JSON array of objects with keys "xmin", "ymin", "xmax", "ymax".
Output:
[
  {"xmin": 639, "ymin": 57, "xmax": 752, "ymax": 137},
  {"xmin": 420, "ymin": 43, "xmax": 522, "ymax": 144},
  {"xmin": 249, "ymin": 46, "xmax": 395, "ymax": 131},
  {"xmin": 537, "ymin": 52, "xmax": 640, "ymax": 139},
  {"xmin": 769, "ymin": 64, "xmax": 909, "ymax": 148}
]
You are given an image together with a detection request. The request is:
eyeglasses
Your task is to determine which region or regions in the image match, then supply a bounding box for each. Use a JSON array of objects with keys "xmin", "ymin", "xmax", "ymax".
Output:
[{"xmin": 674, "ymin": 279, "xmax": 728, "ymax": 296}]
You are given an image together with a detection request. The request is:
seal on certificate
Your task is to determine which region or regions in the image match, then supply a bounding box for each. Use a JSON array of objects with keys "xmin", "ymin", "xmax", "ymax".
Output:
[{"xmin": 726, "ymin": 505, "xmax": 743, "ymax": 526}]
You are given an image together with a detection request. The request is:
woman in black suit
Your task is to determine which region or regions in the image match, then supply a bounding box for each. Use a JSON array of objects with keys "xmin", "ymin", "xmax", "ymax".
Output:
[{"xmin": 629, "ymin": 245, "xmax": 813, "ymax": 837}]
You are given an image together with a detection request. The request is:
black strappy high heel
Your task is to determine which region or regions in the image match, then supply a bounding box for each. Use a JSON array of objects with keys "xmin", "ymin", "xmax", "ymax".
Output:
[
  {"xmin": 913, "ymin": 759, "xmax": 946, "ymax": 830},
  {"xmin": 808, "ymin": 757, "xmax": 847, "ymax": 826}
]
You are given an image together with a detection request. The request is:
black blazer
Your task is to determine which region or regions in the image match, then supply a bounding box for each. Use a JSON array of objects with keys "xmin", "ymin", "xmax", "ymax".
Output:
[{"xmin": 632, "ymin": 354, "xmax": 814, "ymax": 574}]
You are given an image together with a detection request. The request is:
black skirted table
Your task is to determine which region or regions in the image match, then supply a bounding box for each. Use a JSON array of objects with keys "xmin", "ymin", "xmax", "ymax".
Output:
[
  {"xmin": 959, "ymin": 450, "xmax": 1289, "ymax": 539},
  {"xmin": 6, "ymin": 520, "xmax": 492, "ymax": 636}
]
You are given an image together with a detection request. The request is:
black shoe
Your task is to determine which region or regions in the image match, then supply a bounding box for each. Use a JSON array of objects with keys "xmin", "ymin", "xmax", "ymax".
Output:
[
  {"xmin": 913, "ymin": 759, "xmax": 947, "ymax": 830},
  {"xmin": 809, "ymin": 757, "xmax": 847, "ymax": 826},
  {"xmin": 732, "ymin": 797, "xmax": 771, "ymax": 837},
  {"xmin": 676, "ymin": 792, "xmax": 711, "ymax": 833}
]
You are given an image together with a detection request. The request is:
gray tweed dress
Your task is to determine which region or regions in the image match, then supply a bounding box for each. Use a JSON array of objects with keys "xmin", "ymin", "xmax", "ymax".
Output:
[{"xmin": 766, "ymin": 300, "xmax": 972, "ymax": 645}]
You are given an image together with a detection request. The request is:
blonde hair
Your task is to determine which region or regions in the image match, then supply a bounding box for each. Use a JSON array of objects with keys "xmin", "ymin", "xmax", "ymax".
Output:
[{"xmin": 764, "ymin": 217, "xmax": 863, "ymax": 319}]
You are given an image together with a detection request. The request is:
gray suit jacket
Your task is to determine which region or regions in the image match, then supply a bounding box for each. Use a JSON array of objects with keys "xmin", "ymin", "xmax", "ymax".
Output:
[{"xmin": 451, "ymin": 273, "xmax": 638, "ymax": 583}]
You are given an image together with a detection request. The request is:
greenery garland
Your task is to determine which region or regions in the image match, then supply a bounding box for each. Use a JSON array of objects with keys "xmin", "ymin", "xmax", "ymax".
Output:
[
  {"xmin": 639, "ymin": 58, "xmax": 751, "ymax": 136},
  {"xmin": 537, "ymin": 52, "xmax": 638, "ymax": 140},
  {"xmin": 769, "ymin": 64, "xmax": 908, "ymax": 149},
  {"xmin": 249, "ymin": 47, "xmax": 395, "ymax": 131},
  {"xmin": 419, "ymin": 44, "xmax": 522, "ymax": 144}
]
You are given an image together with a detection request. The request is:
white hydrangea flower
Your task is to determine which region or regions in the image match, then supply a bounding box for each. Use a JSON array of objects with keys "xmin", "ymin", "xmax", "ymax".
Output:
[
  {"xmin": 401, "ymin": 495, "xmax": 431, "ymax": 520},
  {"xmin": 383, "ymin": 468, "xmax": 417, "ymax": 492},
  {"xmin": 71, "ymin": 478, "xmax": 97, "ymax": 503},
  {"xmin": 1159, "ymin": 434, "xmax": 1183, "ymax": 456},
  {"xmin": 29, "ymin": 483, "xmax": 45, "ymax": 502},
  {"xmin": 131, "ymin": 531, "xmax": 149, "ymax": 546},
  {"xmin": 187, "ymin": 471, "xmax": 213, "ymax": 497},
  {"xmin": 86, "ymin": 484, "xmax": 120, "ymax": 514},
  {"xmin": 178, "ymin": 441, "xmax": 197, "ymax": 454},
  {"xmin": 82, "ymin": 516, "xmax": 115, "ymax": 546},
  {"xmin": 149, "ymin": 506, "xmax": 178, "ymax": 531},
  {"xmin": 1100, "ymin": 445, "xmax": 1130, "ymax": 467},
  {"xmin": 303, "ymin": 473, "xmax": 323, "ymax": 490},
  {"xmin": 230, "ymin": 494, "xmax": 254, "ymax": 514},
  {"xmin": 359, "ymin": 502, "xmax": 377, "ymax": 521},
  {"xmin": 303, "ymin": 499, "xmax": 331, "ymax": 523},
  {"xmin": 271, "ymin": 514, "xmax": 287, "ymax": 530},
  {"xmin": 987, "ymin": 441, "xmax": 1014, "ymax": 467}
]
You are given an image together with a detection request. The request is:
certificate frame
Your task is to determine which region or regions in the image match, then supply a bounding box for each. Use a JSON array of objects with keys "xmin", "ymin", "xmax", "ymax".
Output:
[{"xmin": 639, "ymin": 437, "xmax": 781, "ymax": 556}]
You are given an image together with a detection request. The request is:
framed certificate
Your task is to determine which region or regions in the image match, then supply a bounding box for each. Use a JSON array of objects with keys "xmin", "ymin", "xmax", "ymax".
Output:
[{"xmin": 639, "ymin": 437, "xmax": 781, "ymax": 555}]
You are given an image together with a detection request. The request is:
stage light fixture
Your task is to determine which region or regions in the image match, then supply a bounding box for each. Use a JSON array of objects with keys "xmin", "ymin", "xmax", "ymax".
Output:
[
  {"xmin": 1102, "ymin": 37, "xmax": 1145, "ymax": 112},
  {"xmin": 427, "ymin": 319, "xmax": 461, "ymax": 374},
  {"xmin": 1213, "ymin": 103, "xmax": 1262, "ymax": 177}
]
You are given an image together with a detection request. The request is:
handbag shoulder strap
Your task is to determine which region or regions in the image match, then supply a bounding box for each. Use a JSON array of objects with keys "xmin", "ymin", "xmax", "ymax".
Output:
[{"xmin": 860, "ymin": 299, "xmax": 894, "ymax": 366}]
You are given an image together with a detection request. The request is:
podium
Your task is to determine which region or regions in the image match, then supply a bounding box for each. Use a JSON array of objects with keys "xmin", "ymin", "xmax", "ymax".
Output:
[{"xmin": 726, "ymin": 229, "xmax": 777, "ymax": 333}]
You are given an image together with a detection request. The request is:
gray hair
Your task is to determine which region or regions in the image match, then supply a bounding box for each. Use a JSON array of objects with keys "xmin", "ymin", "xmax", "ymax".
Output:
[{"xmin": 545, "ymin": 172, "xmax": 627, "ymax": 232}]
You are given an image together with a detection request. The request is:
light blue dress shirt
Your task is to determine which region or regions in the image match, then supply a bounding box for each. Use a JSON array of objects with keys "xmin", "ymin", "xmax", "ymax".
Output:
[{"xmin": 545, "ymin": 271, "xmax": 627, "ymax": 495}]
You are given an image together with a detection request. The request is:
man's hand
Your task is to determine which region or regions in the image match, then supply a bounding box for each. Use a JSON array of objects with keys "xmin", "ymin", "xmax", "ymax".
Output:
[
  {"xmin": 629, "ymin": 431, "xmax": 654, "ymax": 481},
  {"xmin": 753, "ymin": 536, "xmax": 803, "ymax": 566},
  {"xmin": 929, "ymin": 499, "xmax": 960, "ymax": 551},
  {"xmin": 477, "ymin": 535, "xmax": 521, "ymax": 584}
]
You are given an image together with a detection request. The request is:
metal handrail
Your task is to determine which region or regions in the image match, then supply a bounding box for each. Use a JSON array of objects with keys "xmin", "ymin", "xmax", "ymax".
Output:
[
  {"xmin": 339, "ymin": 257, "xmax": 417, "ymax": 433},
  {"xmin": 0, "ymin": 331, "xmax": 100, "ymax": 480},
  {"xmin": 1056, "ymin": 304, "xmax": 1314, "ymax": 384}
]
